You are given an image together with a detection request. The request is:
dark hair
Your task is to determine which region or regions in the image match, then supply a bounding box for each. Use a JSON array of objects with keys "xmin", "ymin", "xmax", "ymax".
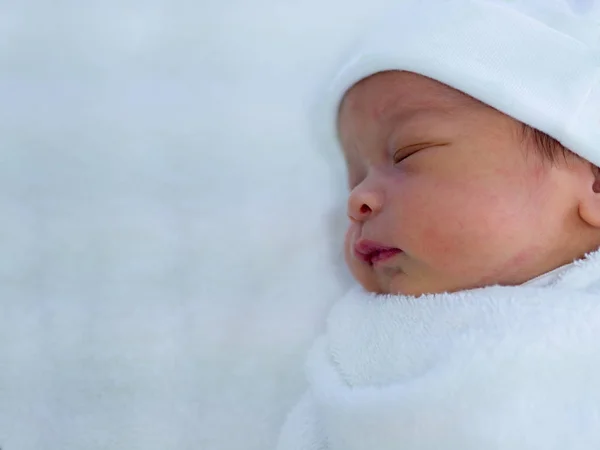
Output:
[{"xmin": 520, "ymin": 124, "xmax": 575, "ymax": 166}]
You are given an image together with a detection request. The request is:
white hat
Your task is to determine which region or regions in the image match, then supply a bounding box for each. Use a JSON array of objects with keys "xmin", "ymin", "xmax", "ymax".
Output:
[{"xmin": 321, "ymin": 0, "xmax": 600, "ymax": 167}]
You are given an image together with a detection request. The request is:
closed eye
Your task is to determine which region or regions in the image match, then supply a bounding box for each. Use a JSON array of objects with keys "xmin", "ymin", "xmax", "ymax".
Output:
[
  {"xmin": 393, "ymin": 142, "xmax": 449, "ymax": 164},
  {"xmin": 393, "ymin": 143, "xmax": 432, "ymax": 164}
]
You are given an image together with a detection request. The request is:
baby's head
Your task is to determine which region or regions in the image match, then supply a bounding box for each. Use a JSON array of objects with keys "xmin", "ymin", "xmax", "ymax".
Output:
[
  {"xmin": 339, "ymin": 71, "xmax": 600, "ymax": 295},
  {"xmin": 326, "ymin": 0, "xmax": 600, "ymax": 295}
]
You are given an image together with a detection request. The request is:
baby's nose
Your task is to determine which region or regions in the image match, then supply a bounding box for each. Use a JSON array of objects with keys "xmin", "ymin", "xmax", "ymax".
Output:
[{"xmin": 347, "ymin": 187, "xmax": 383, "ymax": 222}]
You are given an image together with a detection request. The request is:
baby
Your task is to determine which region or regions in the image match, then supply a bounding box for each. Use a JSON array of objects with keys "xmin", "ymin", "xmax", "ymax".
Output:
[
  {"xmin": 277, "ymin": 0, "xmax": 600, "ymax": 449},
  {"xmin": 341, "ymin": 70, "xmax": 600, "ymax": 296}
]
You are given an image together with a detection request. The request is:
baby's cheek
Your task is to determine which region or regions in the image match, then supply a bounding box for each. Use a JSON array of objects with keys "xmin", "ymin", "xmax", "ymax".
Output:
[
  {"xmin": 408, "ymin": 186, "xmax": 499, "ymax": 269},
  {"xmin": 415, "ymin": 221, "xmax": 469, "ymax": 265},
  {"xmin": 435, "ymin": 190, "xmax": 533, "ymax": 274}
]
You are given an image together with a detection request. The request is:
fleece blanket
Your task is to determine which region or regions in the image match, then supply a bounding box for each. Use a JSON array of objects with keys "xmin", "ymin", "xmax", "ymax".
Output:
[
  {"xmin": 277, "ymin": 249, "xmax": 600, "ymax": 450},
  {"xmin": 0, "ymin": 0, "xmax": 399, "ymax": 449}
]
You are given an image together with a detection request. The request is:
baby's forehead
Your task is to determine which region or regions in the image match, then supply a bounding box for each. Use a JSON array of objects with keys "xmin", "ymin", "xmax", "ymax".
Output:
[{"xmin": 339, "ymin": 71, "xmax": 481, "ymax": 124}]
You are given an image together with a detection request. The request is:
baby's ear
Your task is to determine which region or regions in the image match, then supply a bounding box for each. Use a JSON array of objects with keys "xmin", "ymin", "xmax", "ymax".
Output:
[{"xmin": 578, "ymin": 164, "xmax": 600, "ymax": 228}]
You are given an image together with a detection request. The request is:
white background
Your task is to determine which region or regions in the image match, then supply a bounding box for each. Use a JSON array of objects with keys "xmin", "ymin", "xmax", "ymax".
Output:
[{"xmin": 0, "ymin": 1, "xmax": 393, "ymax": 449}]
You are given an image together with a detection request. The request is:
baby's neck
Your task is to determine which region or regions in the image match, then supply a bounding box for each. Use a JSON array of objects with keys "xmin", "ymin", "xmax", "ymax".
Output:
[{"xmin": 521, "ymin": 261, "xmax": 575, "ymax": 287}]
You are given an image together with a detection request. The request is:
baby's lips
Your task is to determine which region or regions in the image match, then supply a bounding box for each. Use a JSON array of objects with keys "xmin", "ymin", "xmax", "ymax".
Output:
[
  {"xmin": 354, "ymin": 239, "xmax": 401, "ymax": 263},
  {"xmin": 369, "ymin": 248, "xmax": 402, "ymax": 265},
  {"xmin": 355, "ymin": 249, "xmax": 374, "ymax": 263},
  {"xmin": 355, "ymin": 239, "xmax": 398, "ymax": 254}
]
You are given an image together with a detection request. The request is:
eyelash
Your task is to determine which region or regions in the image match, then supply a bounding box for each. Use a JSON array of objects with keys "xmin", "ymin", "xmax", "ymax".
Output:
[{"xmin": 393, "ymin": 145, "xmax": 426, "ymax": 164}]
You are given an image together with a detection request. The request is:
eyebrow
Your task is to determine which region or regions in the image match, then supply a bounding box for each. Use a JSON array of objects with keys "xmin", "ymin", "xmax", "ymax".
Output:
[{"xmin": 383, "ymin": 105, "xmax": 456, "ymax": 127}]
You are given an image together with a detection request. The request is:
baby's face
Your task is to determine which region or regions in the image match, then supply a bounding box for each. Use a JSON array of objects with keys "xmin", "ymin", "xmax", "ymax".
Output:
[{"xmin": 339, "ymin": 71, "xmax": 587, "ymax": 295}]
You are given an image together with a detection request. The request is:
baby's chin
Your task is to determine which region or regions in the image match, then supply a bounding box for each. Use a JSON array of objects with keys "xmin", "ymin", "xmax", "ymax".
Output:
[
  {"xmin": 360, "ymin": 280, "xmax": 424, "ymax": 296},
  {"xmin": 352, "ymin": 266, "xmax": 465, "ymax": 297},
  {"xmin": 357, "ymin": 278, "xmax": 441, "ymax": 296},
  {"xmin": 352, "ymin": 265, "xmax": 414, "ymax": 295},
  {"xmin": 347, "ymin": 253, "xmax": 456, "ymax": 296}
]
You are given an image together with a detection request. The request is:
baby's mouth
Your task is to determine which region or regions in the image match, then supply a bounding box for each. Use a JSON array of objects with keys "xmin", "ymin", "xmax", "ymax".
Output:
[{"xmin": 354, "ymin": 240, "xmax": 402, "ymax": 266}]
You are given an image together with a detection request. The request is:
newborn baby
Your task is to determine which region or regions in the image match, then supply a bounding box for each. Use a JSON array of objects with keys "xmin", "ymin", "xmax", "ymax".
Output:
[
  {"xmin": 341, "ymin": 70, "xmax": 600, "ymax": 296},
  {"xmin": 277, "ymin": 1, "xmax": 600, "ymax": 449}
]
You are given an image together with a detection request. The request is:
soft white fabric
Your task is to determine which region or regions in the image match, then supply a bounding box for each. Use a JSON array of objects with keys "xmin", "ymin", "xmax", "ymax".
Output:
[
  {"xmin": 316, "ymin": 0, "xmax": 600, "ymax": 168},
  {"xmin": 277, "ymin": 249, "xmax": 600, "ymax": 450},
  {"xmin": 0, "ymin": 1, "xmax": 403, "ymax": 449}
]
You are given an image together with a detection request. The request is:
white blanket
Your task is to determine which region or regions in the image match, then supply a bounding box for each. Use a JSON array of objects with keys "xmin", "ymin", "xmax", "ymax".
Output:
[
  {"xmin": 278, "ymin": 249, "xmax": 600, "ymax": 450},
  {"xmin": 0, "ymin": 1, "xmax": 402, "ymax": 449}
]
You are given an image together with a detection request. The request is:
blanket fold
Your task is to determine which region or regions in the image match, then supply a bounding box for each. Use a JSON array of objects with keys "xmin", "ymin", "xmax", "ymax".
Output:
[{"xmin": 277, "ymin": 250, "xmax": 600, "ymax": 450}]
